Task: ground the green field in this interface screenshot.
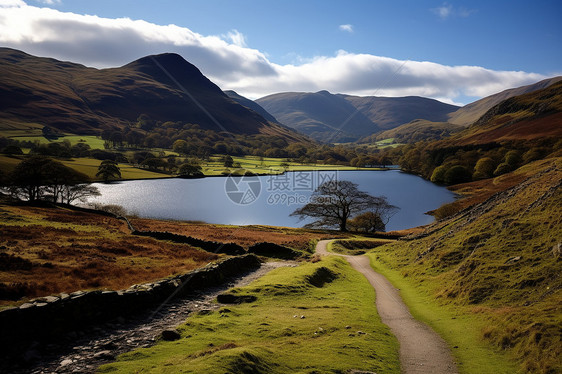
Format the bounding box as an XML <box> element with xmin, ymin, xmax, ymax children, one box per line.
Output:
<box><xmin>3</xmin><ymin>134</ymin><xmax>107</xmax><ymax>150</ymax></box>
<box><xmin>61</xmin><ymin>158</ymin><xmax>166</xmax><ymax>181</ymax></box>
<box><xmin>99</xmin><ymin>256</ymin><xmax>400</xmax><ymax>374</ymax></box>
<box><xmin>200</xmin><ymin>155</ymin><xmax>374</xmax><ymax>176</ymax></box>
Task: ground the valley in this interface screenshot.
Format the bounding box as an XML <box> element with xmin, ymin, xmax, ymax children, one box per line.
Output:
<box><xmin>0</xmin><ymin>44</ymin><xmax>560</xmax><ymax>374</ymax></box>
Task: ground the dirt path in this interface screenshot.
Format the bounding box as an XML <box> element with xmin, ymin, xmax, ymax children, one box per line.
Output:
<box><xmin>316</xmin><ymin>240</ymin><xmax>458</xmax><ymax>374</ymax></box>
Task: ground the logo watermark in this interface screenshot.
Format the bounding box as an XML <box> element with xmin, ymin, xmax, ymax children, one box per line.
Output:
<box><xmin>224</xmin><ymin>172</ymin><xmax>261</xmax><ymax>205</ymax></box>
<box><xmin>224</xmin><ymin>169</ymin><xmax>338</xmax><ymax>206</ymax></box>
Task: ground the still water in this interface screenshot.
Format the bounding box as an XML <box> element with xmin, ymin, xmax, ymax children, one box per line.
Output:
<box><xmin>89</xmin><ymin>170</ymin><xmax>456</xmax><ymax>231</ymax></box>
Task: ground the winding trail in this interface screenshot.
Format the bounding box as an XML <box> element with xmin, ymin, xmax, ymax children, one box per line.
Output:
<box><xmin>316</xmin><ymin>240</ymin><xmax>458</xmax><ymax>374</ymax></box>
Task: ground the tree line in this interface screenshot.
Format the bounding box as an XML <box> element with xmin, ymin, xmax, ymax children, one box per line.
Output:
<box><xmin>0</xmin><ymin>156</ymin><xmax>122</xmax><ymax>204</ymax></box>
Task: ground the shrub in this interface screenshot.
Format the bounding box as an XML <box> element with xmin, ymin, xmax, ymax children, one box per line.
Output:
<box><xmin>472</xmin><ymin>157</ymin><xmax>496</xmax><ymax>180</ymax></box>
<box><xmin>444</xmin><ymin>165</ymin><xmax>471</xmax><ymax>185</ymax></box>
<box><xmin>433</xmin><ymin>201</ymin><xmax>463</xmax><ymax>220</ymax></box>
<box><xmin>430</xmin><ymin>165</ymin><xmax>448</xmax><ymax>184</ymax></box>
<box><xmin>493</xmin><ymin>162</ymin><xmax>513</xmax><ymax>176</ymax></box>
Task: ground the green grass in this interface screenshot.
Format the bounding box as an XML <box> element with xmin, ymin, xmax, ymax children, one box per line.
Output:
<box><xmin>60</xmin><ymin>158</ymin><xmax>167</xmax><ymax>181</ymax></box>
<box><xmin>200</xmin><ymin>155</ymin><xmax>376</xmax><ymax>176</ymax></box>
<box><xmin>3</xmin><ymin>134</ymin><xmax>107</xmax><ymax>150</ymax></box>
<box><xmin>359</xmin><ymin>158</ymin><xmax>562</xmax><ymax>374</ymax></box>
<box><xmin>99</xmin><ymin>256</ymin><xmax>400</xmax><ymax>374</ymax></box>
<box><xmin>329</xmin><ymin>238</ymin><xmax>394</xmax><ymax>256</ymax></box>
<box><xmin>367</xmin><ymin>254</ymin><xmax>519</xmax><ymax>374</ymax></box>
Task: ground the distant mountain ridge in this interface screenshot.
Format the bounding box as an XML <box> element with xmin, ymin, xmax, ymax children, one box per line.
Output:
<box><xmin>0</xmin><ymin>48</ymin><xmax>293</xmax><ymax>139</ymax></box>
<box><xmin>256</xmin><ymin>90</ymin><xmax>459</xmax><ymax>142</ymax></box>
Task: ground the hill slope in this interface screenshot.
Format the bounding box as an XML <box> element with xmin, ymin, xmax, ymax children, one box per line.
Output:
<box><xmin>0</xmin><ymin>48</ymin><xmax>285</xmax><ymax>137</ymax></box>
<box><xmin>370</xmin><ymin>158</ymin><xmax>562</xmax><ymax>373</ymax></box>
<box><xmin>448</xmin><ymin>76</ymin><xmax>562</xmax><ymax>127</ymax></box>
<box><xmin>340</xmin><ymin>94</ymin><xmax>459</xmax><ymax>130</ymax></box>
<box><xmin>224</xmin><ymin>90</ymin><xmax>280</xmax><ymax>124</ymax></box>
<box><xmin>256</xmin><ymin>91</ymin><xmax>459</xmax><ymax>142</ymax></box>
<box><xmin>371</xmin><ymin>119</ymin><xmax>464</xmax><ymax>143</ymax></box>
<box><xmin>446</xmin><ymin>80</ymin><xmax>562</xmax><ymax>145</ymax></box>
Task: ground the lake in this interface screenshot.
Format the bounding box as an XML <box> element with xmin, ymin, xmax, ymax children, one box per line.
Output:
<box><xmin>88</xmin><ymin>170</ymin><xmax>456</xmax><ymax>231</ymax></box>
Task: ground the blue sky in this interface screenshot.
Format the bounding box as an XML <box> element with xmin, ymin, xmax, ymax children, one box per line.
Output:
<box><xmin>1</xmin><ymin>0</ymin><xmax>561</xmax><ymax>104</ymax></box>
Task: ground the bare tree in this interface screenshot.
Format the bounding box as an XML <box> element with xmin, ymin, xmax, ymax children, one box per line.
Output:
<box><xmin>290</xmin><ymin>180</ymin><xmax>397</xmax><ymax>231</ymax></box>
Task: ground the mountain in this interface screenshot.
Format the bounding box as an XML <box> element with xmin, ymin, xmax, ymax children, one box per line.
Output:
<box><xmin>448</xmin><ymin>76</ymin><xmax>562</xmax><ymax>127</ymax></box>
<box><xmin>339</xmin><ymin>94</ymin><xmax>460</xmax><ymax>130</ymax></box>
<box><xmin>0</xmin><ymin>48</ymin><xmax>292</xmax><ymax>138</ymax></box>
<box><xmin>444</xmin><ymin>80</ymin><xmax>562</xmax><ymax>145</ymax></box>
<box><xmin>256</xmin><ymin>90</ymin><xmax>460</xmax><ymax>142</ymax></box>
<box><xmin>224</xmin><ymin>90</ymin><xmax>279</xmax><ymax>124</ymax></box>
<box><xmin>256</xmin><ymin>90</ymin><xmax>377</xmax><ymax>142</ymax></box>
<box><xmin>370</xmin><ymin>119</ymin><xmax>464</xmax><ymax>143</ymax></box>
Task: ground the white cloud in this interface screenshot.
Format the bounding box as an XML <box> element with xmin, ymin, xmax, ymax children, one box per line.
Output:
<box><xmin>339</xmin><ymin>24</ymin><xmax>353</xmax><ymax>33</ymax></box>
<box><xmin>0</xmin><ymin>0</ymin><xmax>25</xmax><ymax>6</ymax></box>
<box><xmin>433</xmin><ymin>3</ymin><xmax>453</xmax><ymax>19</ymax></box>
<box><xmin>432</xmin><ymin>3</ymin><xmax>475</xmax><ymax>20</ymax></box>
<box><xmin>0</xmin><ymin>2</ymin><xmax>548</xmax><ymax>105</ymax></box>
<box><xmin>222</xmin><ymin>29</ymin><xmax>247</xmax><ymax>47</ymax></box>
<box><xmin>34</xmin><ymin>0</ymin><xmax>61</xmax><ymax>4</ymax></box>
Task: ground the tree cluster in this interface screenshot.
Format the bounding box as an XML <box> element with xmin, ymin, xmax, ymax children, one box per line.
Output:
<box><xmin>374</xmin><ymin>137</ymin><xmax>562</xmax><ymax>185</ymax></box>
<box><xmin>1</xmin><ymin>155</ymin><xmax>100</xmax><ymax>204</ymax></box>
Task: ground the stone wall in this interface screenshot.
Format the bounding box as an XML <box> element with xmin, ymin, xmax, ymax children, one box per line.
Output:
<box><xmin>132</xmin><ymin>230</ymin><xmax>246</xmax><ymax>255</ymax></box>
<box><xmin>0</xmin><ymin>254</ymin><xmax>261</xmax><ymax>355</ymax></box>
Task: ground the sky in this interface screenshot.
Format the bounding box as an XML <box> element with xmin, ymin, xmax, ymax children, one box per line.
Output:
<box><xmin>0</xmin><ymin>0</ymin><xmax>561</xmax><ymax>105</ymax></box>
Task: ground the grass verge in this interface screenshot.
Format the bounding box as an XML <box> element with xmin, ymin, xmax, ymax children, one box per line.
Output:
<box><xmin>99</xmin><ymin>256</ymin><xmax>400</xmax><ymax>374</ymax></box>
<box><xmin>367</xmin><ymin>254</ymin><xmax>519</xmax><ymax>374</ymax></box>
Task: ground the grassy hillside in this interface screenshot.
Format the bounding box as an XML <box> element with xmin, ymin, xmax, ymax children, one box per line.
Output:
<box><xmin>366</xmin><ymin>158</ymin><xmax>561</xmax><ymax>373</ymax></box>
<box><xmin>446</xmin><ymin>80</ymin><xmax>562</xmax><ymax>145</ymax></box>
<box><xmin>0</xmin><ymin>203</ymin><xmax>344</xmax><ymax>307</ymax></box>
<box><xmin>384</xmin><ymin>81</ymin><xmax>562</xmax><ymax>187</ymax></box>
<box><xmin>448</xmin><ymin>76</ymin><xmax>562</xmax><ymax>127</ymax></box>
<box><xmin>99</xmin><ymin>256</ymin><xmax>400</xmax><ymax>374</ymax></box>
<box><xmin>371</xmin><ymin>119</ymin><xmax>463</xmax><ymax>143</ymax></box>
<box><xmin>0</xmin><ymin>203</ymin><xmax>218</xmax><ymax>306</ymax></box>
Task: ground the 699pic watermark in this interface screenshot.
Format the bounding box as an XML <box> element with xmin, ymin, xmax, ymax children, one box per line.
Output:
<box><xmin>265</xmin><ymin>170</ymin><xmax>338</xmax><ymax>206</ymax></box>
<box><xmin>224</xmin><ymin>170</ymin><xmax>338</xmax><ymax>206</ymax></box>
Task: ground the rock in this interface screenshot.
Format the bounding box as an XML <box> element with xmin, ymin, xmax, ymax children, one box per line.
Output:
<box><xmin>37</xmin><ymin>295</ymin><xmax>59</xmax><ymax>303</ymax></box>
<box><xmin>60</xmin><ymin>358</ymin><xmax>73</xmax><ymax>367</ymax></box>
<box><xmin>101</xmin><ymin>341</ymin><xmax>118</xmax><ymax>350</ymax></box>
<box><xmin>161</xmin><ymin>329</ymin><xmax>181</xmax><ymax>341</ymax></box>
<box><xmin>93</xmin><ymin>350</ymin><xmax>115</xmax><ymax>360</ymax></box>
